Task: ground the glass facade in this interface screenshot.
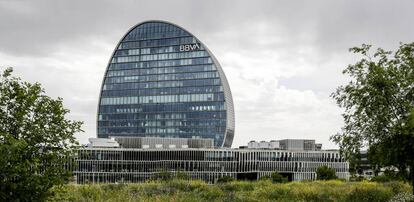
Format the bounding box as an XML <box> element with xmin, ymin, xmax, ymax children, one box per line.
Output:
<box><xmin>97</xmin><ymin>21</ymin><xmax>235</xmax><ymax>147</ymax></box>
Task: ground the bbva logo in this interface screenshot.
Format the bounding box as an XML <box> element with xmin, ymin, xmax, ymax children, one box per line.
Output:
<box><xmin>180</xmin><ymin>43</ymin><xmax>200</xmax><ymax>51</ymax></box>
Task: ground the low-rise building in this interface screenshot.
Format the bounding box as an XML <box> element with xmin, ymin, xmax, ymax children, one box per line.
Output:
<box><xmin>75</xmin><ymin>138</ymin><xmax>349</xmax><ymax>184</ymax></box>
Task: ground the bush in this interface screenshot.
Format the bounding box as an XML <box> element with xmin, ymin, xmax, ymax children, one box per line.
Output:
<box><xmin>271</xmin><ymin>172</ymin><xmax>288</xmax><ymax>183</ymax></box>
<box><xmin>349</xmin><ymin>174</ymin><xmax>365</xmax><ymax>182</ymax></box>
<box><xmin>175</xmin><ymin>171</ymin><xmax>190</xmax><ymax>180</ymax></box>
<box><xmin>346</xmin><ymin>186</ymin><xmax>393</xmax><ymax>202</ymax></box>
<box><xmin>152</xmin><ymin>170</ymin><xmax>173</xmax><ymax>181</ymax></box>
<box><xmin>371</xmin><ymin>175</ymin><xmax>395</xmax><ymax>183</ymax></box>
<box><xmin>217</xmin><ymin>175</ymin><xmax>234</xmax><ymax>183</ymax></box>
<box><xmin>258</xmin><ymin>175</ymin><xmax>271</xmax><ymax>181</ymax></box>
<box><xmin>371</xmin><ymin>170</ymin><xmax>408</xmax><ymax>183</ymax></box>
<box><xmin>317</xmin><ymin>166</ymin><xmax>337</xmax><ymax>180</ymax></box>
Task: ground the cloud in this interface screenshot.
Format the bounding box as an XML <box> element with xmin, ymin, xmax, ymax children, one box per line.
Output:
<box><xmin>0</xmin><ymin>38</ymin><xmax>112</xmax><ymax>143</ymax></box>
<box><xmin>1</xmin><ymin>0</ymin><xmax>413</xmax><ymax>148</ymax></box>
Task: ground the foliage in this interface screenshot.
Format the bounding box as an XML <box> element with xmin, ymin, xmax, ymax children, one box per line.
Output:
<box><xmin>216</xmin><ymin>175</ymin><xmax>234</xmax><ymax>183</ymax></box>
<box><xmin>331</xmin><ymin>43</ymin><xmax>414</xmax><ymax>192</ymax></box>
<box><xmin>258</xmin><ymin>175</ymin><xmax>271</xmax><ymax>181</ymax></box>
<box><xmin>317</xmin><ymin>166</ymin><xmax>338</xmax><ymax>180</ymax></box>
<box><xmin>151</xmin><ymin>170</ymin><xmax>192</xmax><ymax>182</ymax></box>
<box><xmin>175</xmin><ymin>171</ymin><xmax>190</xmax><ymax>180</ymax></box>
<box><xmin>0</xmin><ymin>68</ymin><xmax>83</xmax><ymax>201</ymax></box>
<box><xmin>388</xmin><ymin>192</ymin><xmax>414</xmax><ymax>202</ymax></box>
<box><xmin>349</xmin><ymin>174</ymin><xmax>365</xmax><ymax>182</ymax></box>
<box><xmin>47</xmin><ymin>180</ymin><xmax>412</xmax><ymax>202</ymax></box>
<box><xmin>151</xmin><ymin>170</ymin><xmax>173</xmax><ymax>181</ymax></box>
<box><xmin>371</xmin><ymin>170</ymin><xmax>408</xmax><ymax>183</ymax></box>
<box><xmin>270</xmin><ymin>172</ymin><xmax>289</xmax><ymax>183</ymax></box>
<box><xmin>346</xmin><ymin>183</ymin><xmax>393</xmax><ymax>202</ymax></box>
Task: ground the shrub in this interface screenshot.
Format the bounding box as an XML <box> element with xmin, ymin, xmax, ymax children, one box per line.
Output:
<box><xmin>258</xmin><ymin>175</ymin><xmax>271</xmax><ymax>181</ymax></box>
<box><xmin>317</xmin><ymin>166</ymin><xmax>337</xmax><ymax>180</ymax></box>
<box><xmin>217</xmin><ymin>175</ymin><xmax>234</xmax><ymax>183</ymax></box>
<box><xmin>349</xmin><ymin>174</ymin><xmax>365</xmax><ymax>182</ymax></box>
<box><xmin>384</xmin><ymin>181</ymin><xmax>412</xmax><ymax>195</ymax></box>
<box><xmin>197</xmin><ymin>186</ymin><xmax>225</xmax><ymax>201</ymax></box>
<box><xmin>270</xmin><ymin>172</ymin><xmax>288</xmax><ymax>183</ymax></box>
<box><xmin>346</xmin><ymin>186</ymin><xmax>393</xmax><ymax>202</ymax></box>
<box><xmin>152</xmin><ymin>170</ymin><xmax>173</xmax><ymax>181</ymax></box>
<box><xmin>175</xmin><ymin>171</ymin><xmax>190</xmax><ymax>180</ymax></box>
<box><xmin>371</xmin><ymin>170</ymin><xmax>408</xmax><ymax>183</ymax></box>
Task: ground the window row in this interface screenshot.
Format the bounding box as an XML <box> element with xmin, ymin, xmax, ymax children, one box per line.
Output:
<box><xmin>106</xmin><ymin>64</ymin><xmax>216</xmax><ymax>77</ymax></box>
<box><xmin>115</xmin><ymin>43</ymin><xmax>200</xmax><ymax>57</ymax></box>
<box><xmin>124</xmin><ymin>31</ymin><xmax>190</xmax><ymax>41</ymax></box>
<box><xmin>119</xmin><ymin>36</ymin><xmax>194</xmax><ymax>49</ymax></box>
<box><xmin>98</xmin><ymin>119</ymin><xmax>226</xmax><ymax>127</ymax></box>
<box><xmin>113</xmin><ymin>104</ymin><xmax>224</xmax><ymax>114</ymax></box>
<box><xmin>103</xmin><ymin>78</ymin><xmax>221</xmax><ymax>90</ymax></box>
<box><xmin>108</xmin><ymin>58</ymin><xmax>212</xmax><ymax>70</ymax></box>
<box><xmin>98</xmin><ymin>111</ymin><xmax>226</xmax><ymax>121</ymax></box>
<box><xmin>98</xmin><ymin>126</ymin><xmax>225</xmax><ymax>135</ymax></box>
<box><xmin>100</xmin><ymin>93</ymin><xmax>216</xmax><ymax>105</ymax></box>
<box><xmin>99</xmin><ymin>102</ymin><xmax>226</xmax><ymax>114</ymax></box>
<box><xmin>124</xmin><ymin>25</ymin><xmax>191</xmax><ymax>41</ymax></box>
<box><xmin>104</xmin><ymin>71</ymin><xmax>218</xmax><ymax>84</ymax></box>
<box><xmin>111</xmin><ymin>51</ymin><xmax>208</xmax><ymax>63</ymax></box>
<box><xmin>101</xmin><ymin>86</ymin><xmax>223</xmax><ymax>97</ymax></box>
<box><xmin>77</xmin><ymin>150</ymin><xmax>344</xmax><ymax>163</ymax></box>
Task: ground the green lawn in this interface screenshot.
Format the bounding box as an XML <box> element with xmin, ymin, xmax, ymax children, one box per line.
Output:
<box><xmin>47</xmin><ymin>180</ymin><xmax>412</xmax><ymax>202</ymax></box>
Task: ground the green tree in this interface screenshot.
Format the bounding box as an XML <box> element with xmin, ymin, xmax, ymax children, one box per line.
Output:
<box><xmin>316</xmin><ymin>166</ymin><xmax>337</xmax><ymax>180</ymax></box>
<box><xmin>0</xmin><ymin>68</ymin><xmax>83</xmax><ymax>201</ymax></box>
<box><xmin>331</xmin><ymin>43</ymin><xmax>414</xmax><ymax>193</ymax></box>
<box><xmin>270</xmin><ymin>172</ymin><xmax>288</xmax><ymax>183</ymax></box>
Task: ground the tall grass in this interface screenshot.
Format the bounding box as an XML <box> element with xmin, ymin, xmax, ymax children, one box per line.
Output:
<box><xmin>47</xmin><ymin>180</ymin><xmax>412</xmax><ymax>202</ymax></box>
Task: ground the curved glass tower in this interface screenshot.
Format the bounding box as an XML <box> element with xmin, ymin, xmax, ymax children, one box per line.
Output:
<box><xmin>97</xmin><ymin>20</ymin><xmax>234</xmax><ymax>147</ymax></box>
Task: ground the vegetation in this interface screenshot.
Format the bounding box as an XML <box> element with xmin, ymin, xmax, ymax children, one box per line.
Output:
<box><xmin>152</xmin><ymin>170</ymin><xmax>174</xmax><ymax>181</ymax></box>
<box><xmin>331</xmin><ymin>43</ymin><xmax>414</xmax><ymax>193</ymax></box>
<box><xmin>47</xmin><ymin>180</ymin><xmax>412</xmax><ymax>202</ymax></box>
<box><xmin>371</xmin><ymin>169</ymin><xmax>409</xmax><ymax>183</ymax></box>
<box><xmin>270</xmin><ymin>172</ymin><xmax>289</xmax><ymax>183</ymax></box>
<box><xmin>258</xmin><ymin>172</ymin><xmax>288</xmax><ymax>183</ymax></box>
<box><xmin>175</xmin><ymin>171</ymin><xmax>190</xmax><ymax>180</ymax></box>
<box><xmin>349</xmin><ymin>174</ymin><xmax>365</xmax><ymax>182</ymax></box>
<box><xmin>0</xmin><ymin>68</ymin><xmax>83</xmax><ymax>201</ymax></box>
<box><xmin>317</xmin><ymin>166</ymin><xmax>338</xmax><ymax>180</ymax></box>
<box><xmin>217</xmin><ymin>175</ymin><xmax>235</xmax><ymax>183</ymax></box>
<box><xmin>151</xmin><ymin>170</ymin><xmax>191</xmax><ymax>181</ymax></box>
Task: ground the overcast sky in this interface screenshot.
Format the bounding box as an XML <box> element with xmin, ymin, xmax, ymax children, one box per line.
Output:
<box><xmin>1</xmin><ymin>0</ymin><xmax>413</xmax><ymax>148</ymax></box>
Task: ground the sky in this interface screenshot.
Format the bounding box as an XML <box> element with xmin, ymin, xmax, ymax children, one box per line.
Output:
<box><xmin>1</xmin><ymin>0</ymin><xmax>413</xmax><ymax>149</ymax></box>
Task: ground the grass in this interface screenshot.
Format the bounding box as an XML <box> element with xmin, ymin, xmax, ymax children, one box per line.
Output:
<box><xmin>47</xmin><ymin>180</ymin><xmax>412</xmax><ymax>202</ymax></box>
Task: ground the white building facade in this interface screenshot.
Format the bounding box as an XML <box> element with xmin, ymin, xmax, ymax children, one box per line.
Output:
<box><xmin>75</xmin><ymin>145</ymin><xmax>349</xmax><ymax>184</ymax></box>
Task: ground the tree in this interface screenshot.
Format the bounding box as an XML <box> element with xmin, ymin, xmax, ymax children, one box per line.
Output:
<box><xmin>331</xmin><ymin>43</ymin><xmax>414</xmax><ymax>193</ymax></box>
<box><xmin>316</xmin><ymin>166</ymin><xmax>337</xmax><ymax>180</ymax></box>
<box><xmin>0</xmin><ymin>68</ymin><xmax>83</xmax><ymax>201</ymax></box>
